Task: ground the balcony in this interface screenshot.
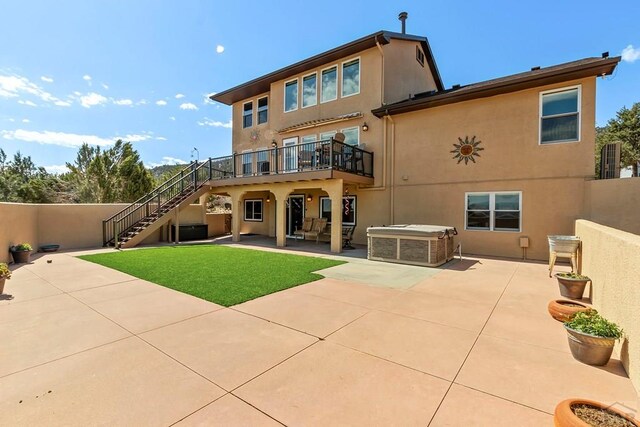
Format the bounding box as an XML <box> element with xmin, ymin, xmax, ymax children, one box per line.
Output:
<box><xmin>206</xmin><ymin>139</ymin><xmax>374</xmax><ymax>187</ymax></box>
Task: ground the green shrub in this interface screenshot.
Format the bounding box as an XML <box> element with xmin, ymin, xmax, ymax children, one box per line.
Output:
<box><xmin>0</xmin><ymin>263</ymin><xmax>11</xmax><ymax>279</ymax></box>
<box><xmin>13</xmin><ymin>243</ymin><xmax>32</xmax><ymax>251</ymax></box>
<box><xmin>556</xmin><ymin>272</ymin><xmax>590</xmax><ymax>280</ymax></box>
<box><xmin>565</xmin><ymin>310</ymin><xmax>623</xmax><ymax>339</ymax></box>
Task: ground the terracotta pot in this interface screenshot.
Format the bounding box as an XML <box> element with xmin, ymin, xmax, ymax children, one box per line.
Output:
<box><xmin>554</xmin><ymin>398</ymin><xmax>639</xmax><ymax>426</ymax></box>
<box><xmin>565</xmin><ymin>326</ymin><xmax>616</xmax><ymax>366</ymax></box>
<box><xmin>555</xmin><ymin>274</ymin><xmax>589</xmax><ymax>299</ymax></box>
<box><xmin>548</xmin><ymin>300</ymin><xmax>590</xmax><ymax>322</ymax></box>
<box><xmin>11</xmin><ymin>250</ymin><xmax>31</xmax><ymax>264</ymax></box>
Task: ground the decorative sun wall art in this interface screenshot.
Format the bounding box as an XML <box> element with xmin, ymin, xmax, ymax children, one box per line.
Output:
<box><xmin>451</xmin><ymin>136</ymin><xmax>484</xmax><ymax>165</ymax></box>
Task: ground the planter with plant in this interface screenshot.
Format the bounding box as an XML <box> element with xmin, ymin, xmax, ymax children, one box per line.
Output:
<box><xmin>564</xmin><ymin>310</ymin><xmax>623</xmax><ymax>366</ymax></box>
<box><xmin>10</xmin><ymin>243</ymin><xmax>33</xmax><ymax>264</ymax></box>
<box><xmin>0</xmin><ymin>262</ymin><xmax>11</xmax><ymax>294</ymax></box>
<box><xmin>554</xmin><ymin>398</ymin><xmax>639</xmax><ymax>427</ymax></box>
<box><xmin>555</xmin><ymin>272</ymin><xmax>591</xmax><ymax>299</ymax></box>
<box><xmin>548</xmin><ymin>299</ymin><xmax>590</xmax><ymax>322</ymax></box>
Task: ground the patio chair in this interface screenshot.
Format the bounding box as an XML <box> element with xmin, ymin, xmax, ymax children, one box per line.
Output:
<box><xmin>342</xmin><ymin>225</ymin><xmax>356</xmax><ymax>249</ymax></box>
<box><xmin>294</xmin><ymin>217</ymin><xmax>313</xmax><ymax>241</ymax></box>
<box><xmin>305</xmin><ymin>217</ymin><xmax>328</xmax><ymax>244</ymax></box>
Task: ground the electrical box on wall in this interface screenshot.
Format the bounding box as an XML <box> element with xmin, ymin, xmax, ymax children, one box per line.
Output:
<box><xmin>519</xmin><ymin>237</ymin><xmax>530</xmax><ymax>248</ymax></box>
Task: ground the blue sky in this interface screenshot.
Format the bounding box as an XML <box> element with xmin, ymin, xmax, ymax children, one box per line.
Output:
<box><xmin>1</xmin><ymin>0</ymin><xmax>639</xmax><ymax>173</ymax></box>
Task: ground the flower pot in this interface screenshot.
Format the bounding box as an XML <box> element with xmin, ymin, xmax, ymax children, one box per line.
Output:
<box><xmin>554</xmin><ymin>398</ymin><xmax>639</xmax><ymax>426</ymax></box>
<box><xmin>548</xmin><ymin>300</ymin><xmax>590</xmax><ymax>322</ymax></box>
<box><xmin>565</xmin><ymin>325</ymin><xmax>616</xmax><ymax>366</ymax></box>
<box><xmin>11</xmin><ymin>250</ymin><xmax>31</xmax><ymax>264</ymax></box>
<box><xmin>0</xmin><ymin>277</ymin><xmax>5</xmax><ymax>294</ymax></box>
<box><xmin>555</xmin><ymin>274</ymin><xmax>589</xmax><ymax>299</ymax></box>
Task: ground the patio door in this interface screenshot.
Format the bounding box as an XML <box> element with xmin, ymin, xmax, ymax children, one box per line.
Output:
<box><xmin>286</xmin><ymin>195</ymin><xmax>305</xmax><ymax>237</ymax></box>
<box><xmin>282</xmin><ymin>137</ymin><xmax>298</xmax><ymax>172</ymax></box>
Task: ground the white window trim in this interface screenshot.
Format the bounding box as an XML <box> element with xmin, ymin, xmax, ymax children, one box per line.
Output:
<box><xmin>242</xmin><ymin>101</ymin><xmax>253</xmax><ymax>129</ymax></box>
<box><xmin>340</xmin><ymin>126</ymin><xmax>360</xmax><ymax>146</ymax></box>
<box><xmin>320</xmin><ymin>65</ymin><xmax>338</xmax><ymax>104</ymax></box>
<box><xmin>341</xmin><ymin>57</ymin><xmax>361</xmax><ymax>98</ymax></box>
<box><xmin>464</xmin><ymin>191</ymin><xmax>522</xmax><ymax>232</ymax></box>
<box><xmin>539</xmin><ymin>85</ymin><xmax>581</xmax><ymax>145</ymax></box>
<box><xmin>301</xmin><ymin>134</ymin><xmax>317</xmax><ymax>144</ymax></box>
<box><xmin>244</xmin><ymin>199</ymin><xmax>263</xmax><ymax>222</ymax></box>
<box><xmin>301</xmin><ymin>72</ymin><xmax>318</xmax><ymax>108</ymax></box>
<box><xmin>319</xmin><ymin>195</ymin><xmax>357</xmax><ymax>226</ymax></box>
<box><xmin>257</xmin><ymin>96</ymin><xmax>268</xmax><ymax>125</ymax></box>
<box><xmin>284</xmin><ymin>78</ymin><xmax>298</xmax><ymax>113</ymax></box>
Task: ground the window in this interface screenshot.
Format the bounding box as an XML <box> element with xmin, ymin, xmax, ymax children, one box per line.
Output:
<box><xmin>540</xmin><ymin>86</ymin><xmax>580</xmax><ymax>144</ymax></box>
<box><xmin>319</xmin><ymin>196</ymin><xmax>356</xmax><ymax>226</ymax></box>
<box><xmin>320</xmin><ymin>131</ymin><xmax>336</xmax><ymax>141</ymax></box>
<box><xmin>257</xmin><ymin>97</ymin><xmax>268</xmax><ymax>124</ymax></box>
<box><xmin>301</xmin><ymin>135</ymin><xmax>317</xmax><ymax>144</ymax></box>
<box><xmin>321</xmin><ymin>66</ymin><xmax>337</xmax><ymax>103</ymax></box>
<box><xmin>416</xmin><ymin>46</ymin><xmax>425</xmax><ymax>67</ymax></box>
<box><xmin>341</xmin><ymin>127</ymin><xmax>359</xmax><ymax>146</ymax></box>
<box><xmin>465</xmin><ymin>192</ymin><xmax>521</xmax><ymax>232</ymax></box>
<box><xmin>284</xmin><ymin>79</ymin><xmax>298</xmax><ymax>112</ymax></box>
<box><xmin>341</xmin><ymin>58</ymin><xmax>360</xmax><ymax>97</ymax></box>
<box><xmin>302</xmin><ymin>73</ymin><xmax>317</xmax><ymax>108</ymax></box>
<box><xmin>244</xmin><ymin>199</ymin><xmax>263</xmax><ymax>221</ymax></box>
<box><xmin>256</xmin><ymin>148</ymin><xmax>269</xmax><ymax>174</ymax></box>
<box><xmin>242</xmin><ymin>102</ymin><xmax>253</xmax><ymax>128</ymax></box>
<box><xmin>241</xmin><ymin>150</ymin><xmax>253</xmax><ymax>176</ymax></box>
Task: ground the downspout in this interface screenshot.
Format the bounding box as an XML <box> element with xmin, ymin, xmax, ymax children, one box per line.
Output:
<box><xmin>387</xmin><ymin>113</ymin><xmax>395</xmax><ymax>225</ymax></box>
<box><xmin>358</xmin><ymin>39</ymin><xmax>387</xmax><ymax>192</ymax></box>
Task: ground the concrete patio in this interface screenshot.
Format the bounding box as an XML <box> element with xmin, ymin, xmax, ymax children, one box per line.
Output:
<box><xmin>1</xmin><ymin>248</ymin><xmax>638</xmax><ymax>426</ymax></box>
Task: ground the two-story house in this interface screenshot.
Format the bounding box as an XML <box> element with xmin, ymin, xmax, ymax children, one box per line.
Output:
<box><xmin>206</xmin><ymin>25</ymin><xmax>619</xmax><ymax>260</ymax></box>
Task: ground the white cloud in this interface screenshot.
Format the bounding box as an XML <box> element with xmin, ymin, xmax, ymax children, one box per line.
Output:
<box><xmin>83</xmin><ymin>74</ymin><xmax>92</xmax><ymax>81</ymax></box>
<box><xmin>40</xmin><ymin>76</ymin><xmax>54</xmax><ymax>83</ymax></box>
<box><xmin>43</xmin><ymin>164</ymin><xmax>69</xmax><ymax>174</ymax></box>
<box><xmin>179</xmin><ymin>102</ymin><xmax>198</xmax><ymax>110</ymax></box>
<box><xmin>169</xmin><ymin>116</ymin><xmax>176</xmax><ymax>121</ymax></box>
<box><xmin>18</xmin><ymin>100</ymin><xmax>37</xmax><ymax>107</ymax></box>
<box><xmin>621</xmin><ymin>44</ymin><xmax>640</xmax><ymax>63</ymax></box>
<box><xmin>113</xmin><ymin>98</ymin><xmax>133</xmax><ymax>106</ymax></box>
<box><xmin>156</xmin><ymin>100</ymin><xmax>167</xmax><ymax>106</ymax></box>
<box><xmin>147</xmin><ymin>156</ymin><xmax>188</xmax><ymax>168</ymax></box>
<box><xmin>175</xmin><ymin>93</ymin><xmax>185</xmax><ymax>99</ymax></box>
<box><xmin>54</xmin><ymin>100</ymin><xmax>72</xmax><ymax>107</ymax></box>
<box><xmin>80</xmin><ymin>92</ymin><xmax>108</xmax><ymax>108</ymax></box>
<box><xmin>101</xmin><ymin>83</ymin><xmax>109</xmax><ymax>90</ymax></box>
<box><xmin>197</xmin><ymin>118</ymin><xmax>232</xmax><ymax>128</ymax></box>
<box><xmin>22</xmin><ymin>118</ymin><xmax>29</xmax><ymax>123</ymax></box>
<box><xmin>0</xmin><ymin>74</ymin><xmax>69</xmax><ymax>106</ymax></box>
<box><xmin>216</xmin><ymin>45</ymin><xmax>225</xmax><ymax>54</ymax></box>
<box><xmin>136</xmin><ymin>99</ymin><xmax>147</xmax><ymax>105</ymax></box>
<box><xmin>1</xmin><ymin>129</ymin><xmax>153</xmax><ymax>148</ymax></box>
<box><xmin>155</xmin><ymin>136</ymin><xmax>167</xmax><ymax>141</ymax></box>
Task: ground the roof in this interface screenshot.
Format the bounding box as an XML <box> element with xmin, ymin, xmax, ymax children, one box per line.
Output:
<box><xmin>211</xmin><ymin>31</ymin><xmax>444</xmax><ymax>105</ymax></box>
<box><xmin>278</xmin><ymin>112</ymin><xmax>363</xmax><ymax>134</ymax></box>
<box><xmin>372</xmin><ymin>56</ymin><xmax>620</xmax><ymax>117</ymax></box>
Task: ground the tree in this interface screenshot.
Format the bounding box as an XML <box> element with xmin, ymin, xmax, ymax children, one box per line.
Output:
<box><xmin>0</xmin><ymin>149</ymin><xmax>62</xmax><ymax>203</ymax></box>
<box><xmin>66</xmin><ymin>140</ymin><xmax>155</xmax><ymax>203</ymax></box>
<box><xmin>596</xmin><ymin>102</ymin><xmax>640</xmax><ymax>177</ymax></box>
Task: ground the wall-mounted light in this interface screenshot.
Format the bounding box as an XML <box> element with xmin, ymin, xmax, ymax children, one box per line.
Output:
<box><xmin>362</xmin><ymin>122</ymin><xmax>369</xmax><ymax>132</ymax></box>
<box><xmin>266</xmin><ymin>196</ymin><xmax>271</xmax><ymax>203</ymax></box>
<box><xmin>271</xmin><ymin>139</ymin><xmax>277</xmax><ymax>148</ymax></box>
<box><xmin>306</xmin><ymin>194</ymin><xmax>312</xmax><ymax>202</ymax></box>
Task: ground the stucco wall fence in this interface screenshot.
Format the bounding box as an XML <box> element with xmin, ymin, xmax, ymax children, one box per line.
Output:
<box><xmin>576</xmin><ymin>219</ymin><xmax>640</xmax><ymax>392</ymax></box>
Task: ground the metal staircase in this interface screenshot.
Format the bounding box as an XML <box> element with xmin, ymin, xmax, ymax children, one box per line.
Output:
<box><xmin>102</xmin><ymin>160</ymin><xmax>215</xmax><ymax>248</ymax></box>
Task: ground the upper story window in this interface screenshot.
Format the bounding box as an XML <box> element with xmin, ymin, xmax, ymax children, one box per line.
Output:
<box><xmin>341</xmin><ymin>127</ymin><xmax>359</xmax><ymax>146</ymax></box>
<box><xmin>416</xmin><ymin>46</ymin><xmax>425</xmax><ymax>67</ymax></box>
<box><xmin>257</xmin><ymin>97</ymin><xmax>268</xmax><ymax>124</ymax></box>
<box><xmin>284</xmin><ymin>79</ymin><xmax>298</xmax><ymax>112</ymax></box>
<box><xmin>242</xmin><ymin>101</ymin><xmax>253</xmax><ymax>128</ymax></box>
<box><xmin>320</xmin><ymin>131</ymin><xmax>337</xmax><ymax>141</ymax></box>
<box><xmin>465</xmin><ymin>192</ymin><xmax>521</xmax><ymax>232</ymax></box>
<box><xmin>341</xmin><ymin>58</ymin><xmax>360</xmax><ymax>97</ymax></box>
<box><xmin>241</xmin><ymin>150</ymin><xmax>253</xmax><ymax>176</ymax></box>
<box><xmin>321</xmin><ymin>66</ymin><xmax>337</xmax><ymax>103</ymax></box>
<box><xmin>302</xmin><ymin>73</ymin><xmax>317</xmax><ymax>108</ymax></box>
<box><xmin>540</xmin><ymin>86</ymin><xmax>580</xmax><ymax>144</ymax></box>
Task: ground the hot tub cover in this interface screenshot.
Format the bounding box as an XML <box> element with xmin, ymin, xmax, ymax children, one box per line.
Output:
<box><xmin>367</xmin><ymin>224</ymin><xmax>456</xmax><ymax>237</ymax></box>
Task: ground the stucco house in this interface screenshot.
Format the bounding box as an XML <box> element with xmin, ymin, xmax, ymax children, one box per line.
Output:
<box><xmin>103</xmin><ymin>22</ymin><xmax>620</xmax><ymax>261</ymax></box>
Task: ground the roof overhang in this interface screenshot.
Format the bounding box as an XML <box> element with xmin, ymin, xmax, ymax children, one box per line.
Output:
<box><xmin>372</xmin><ymin>56</ymin><xmax>621</xmax><ymax>117</ymax></box>
<box><xmin>211</xmin><ymin>31</ymin><xmax>444</xmax><ymax>105</ymax></box>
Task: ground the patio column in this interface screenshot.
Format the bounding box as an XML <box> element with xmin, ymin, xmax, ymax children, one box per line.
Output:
<box><xmin>273</xmin><ymin>189</ymin><xmax>289</xmax><ymax>248</ymax></box>
<box><xmin>174</xmin><ymin>207</ymin><xmax>180</xmax><ymax>244</ymax></box>
<box><xmin>325</xmin><ymin>187</ymin><xmax>343</xmax><ymax>254</ymax></box>
<box><xmin>229</xmin><ymin>191</ymin><xmax>244</xmax><ymax>242</ymax></box>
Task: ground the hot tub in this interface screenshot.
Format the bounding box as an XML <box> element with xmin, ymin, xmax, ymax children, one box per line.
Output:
<box><xmin>367</xmin><ymin>225</ymin><xmax>457</xmax><ymax>267</ymax></box>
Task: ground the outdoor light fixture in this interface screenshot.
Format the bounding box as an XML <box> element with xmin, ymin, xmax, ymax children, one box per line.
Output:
<box><xmin>266</xmin><ymin>196</ymin><xmax>271</xmax><ymax>203</ymax></box>
<box><xmin>271</xmin><ymin>140</ymin><xmax>277</xmax><ymax>148</ymax></box>
<box><xmin>306</xmin><ymin>194</ymin><xmax>312</xmax><ymax>202</ymax></box>
<box><xmin>362</xmin><ymin>122</ymin><xmax>369</xmax><ymax>132</ymax></box>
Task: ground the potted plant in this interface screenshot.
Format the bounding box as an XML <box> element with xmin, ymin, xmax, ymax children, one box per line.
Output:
<box><xmin>10</xmin><ymin>243</ymin><xmax>33</xmax><ymax>264</ymax></box>
<box><xmin>547</xmin><ymin>299</ymin><xmax>590</xmax><ymax>322</ymax></box>
<box><xmin>0</xmin><ymin>262</ymin><xmax>11</xmax><ymax>294</ymax></box>
<box><xmin>554</xmin><ymin>398</ymin><xmax>639</xmax><ymax>426</ymax></box>
<box><xmin>555</xmin><ymin>272</ymin><xmax>591</xmax><ymax>299</ymax></box>
<box><xmin>564</xmin><ymin>310</ymin><xmax>623</xmax><ymax>366</ymax></box>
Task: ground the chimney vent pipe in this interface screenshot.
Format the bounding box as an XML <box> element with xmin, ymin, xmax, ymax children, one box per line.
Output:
<box><xmin>398</xmin><ymin>12</ymin><xmax>408</xmax><ymax>34</ymax></box>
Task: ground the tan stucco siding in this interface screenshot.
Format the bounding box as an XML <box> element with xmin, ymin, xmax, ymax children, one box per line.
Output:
<box><xmin>0</xmin><ymin>203</ymin><xmax>39</xmax><ymax>263</ymax></box>
<box><xmin>583</xmin><ymin>177</ymin><xmax>640</xmax><ymax>235</ymax></box>
<box><xmin>383</xmin><ymin>39</ymin><xmax>438</xmax><ymax>104</ymax></box>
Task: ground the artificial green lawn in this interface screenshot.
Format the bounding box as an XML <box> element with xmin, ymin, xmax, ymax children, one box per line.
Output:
<box><xmin>78</xmin><ymin>245</ymin><xmax>344</xmax><ymax>306</ymax></box>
